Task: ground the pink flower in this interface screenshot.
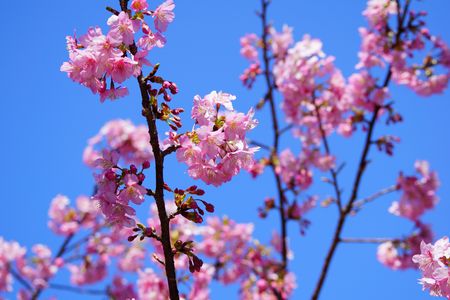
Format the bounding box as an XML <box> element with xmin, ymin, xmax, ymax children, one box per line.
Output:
<box><xmin>240</xmin><ymin>33</ymin><xmax>259</xmax><ymax>62</ymax></box>
<box><xmin>389</xmin><ymin>160</ymin><xmax>439</xmax><ymax>221</ymax></box>
<box><xmin>83</xmin><ymin>120</ymin><xmax>153</xmax><ymax>167</ymax></box>
<box><xmin>131</xmin><ymin>0</ymin><xmax>148</xmax><ymax>11</ymax></box>
<box><xmin>413</xmin><ymin>237</ymin><xmax>450</xmax><ymax>299</ymax></box>
<box><xmin>179</xmin><ymin>92</ymin><xmax>259</xmax><ymax>186</ymax></box>
<box><xmin>107</xmin><ymin>11</ymin><xmax>140</xmax><ymax>45</ymax></box>
<box><xmin>17</xmin><ymin>244</ymin><xmax>60</xmax><ymax>289</ymax></box>
<box><xmin>107</xmin><ymin>56</ymin><xmax>139</xmax><ymax>83</ymax></box>
<box><xmin>118</xmin><ymin>174</ymin><xmax>147</xmax><ymax>205</ymax></box>
<box><xmin>137</xmin><ymin>268</ymin><xmax>168</xmax><ymax>299</ymax></box>
<box><xmin>0</xmin><ymin>238</ymin><xmax>26</xmax><ymax>292</ymax></box>
<box><xmin>269</xmin><ymin>25</ymin><xmax>294</xmax><ymax>59</ymax></box>
<box><xmin>363</xmin><ymin>0</ymin><xmax>397</xmax><ymax>29</ymax></box>
<box><xmin>153</xmin><ymin>0</ymin><xmax>175</xmax><ymax>32</ymax></box>
<box><xmin>118</xmin><ymin>246</ymin><xmax>145</xmax><ymax>272</ymax></box>
<box><xmin>99</xmin><ymin>86</ymin><xmax>129</xmax><ymax>103</ymax></box>
<box><xmin>68</xmin><ymin>254</ymin><xmax>108</xmax><ymax>285</ymax></box>
<box><xmin>109</xmin><ymin>276</ymin><xmax>137</xmax><ymax>300</ymax></box>
<box><xmin>377</xmin><ymin>222</ymin><xmax>433</xmax><ymax>270</ymax></box>
<box><xmin>47</xmin><ymin>195</ymin><xmax>79</xmax><ymax>236</ymax></box>
<box><xmin>240</xmin><ymin>63</ymin><xmax>262</xmax><ymax>89</ymax></box>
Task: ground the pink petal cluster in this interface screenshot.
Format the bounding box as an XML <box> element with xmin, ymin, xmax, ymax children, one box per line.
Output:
<box><xmin>196</xmin><ymin>217</ymin><xmax>296</xmax><ymax>299</ymax></box>
<box><xmin>118</xmin><ymin>245</ymin><xmax>145</xmax><ymax>272</ymax></box>
<box><xmin>274</xmin><ymin>35</ymin><xmax>353</xmax><ymax>141</ymax></box>
<box><xmin>240</xmin><ymin>34</ymin><xmax>259</xmax><ymax>62</ymax></box>
<box><xmin>389</xmin><ymin>160</ymin><xmax>439</xmax><ymax>221</ymax></box>
<box><xmin>177</xmin><ymin>91</ymin><xmax>259</xmax><ymax>186</ymax></box>
<box><xmin>240</xmin><ymin>34</ymin><xmax>262</xmax><ymax>88</ymax></box>
<box><xmin>109</xmin><ymin>276</ymin><xmax>137</xmax><ymax>300</ymax></box>
<box><xmin>137</xmin><ymin>268</ymin><xmax>169</xmax><ymax>299</ymax></box>
<box><xmin>240</xmin><ymin>63</ymin><xmax>262</xmax><ymax>89</ymax></box>
<box><xmin>269</xmin><ymin>25</ymin><xmax>294</xmax><ymax>59</ymax></box>
<box><xmin>377</xmin><ymin>222</ymin><xmax>433</xmax><ymax>270</ymax></box>
<box><xmin>48</xmin><ymin>194</ymin><xmax>98</xmax><ymax>236</ymax></box>
<box><xmin>61</xmin><ymin>1</ymin><xmax>175</xmax><ymax>102</ymax></box>
<box><xmin>68</xmin><ymin>254</ymin><xmax>108</xmax><ymax>285</ymax></box>
<box><xmin>17</xmin><ymin>244</ymin><xmax>62</xmax><ymax>289</ymax></box>
<box><xmin>153</xmin><ymin>0</ymin><xmax>175</xmax><ymax>33</ymax></box>
<box><xmin>92</xmin><ymin>150</ymin><xmax>148</xmax><ymax>227</ymax></box>
<box><xmin>357</xmin><ymin>0</ymin><xmax>450</xmax><ymax>96</ymax></box>
<box><xmin>413</xmin><ymin>236</ymin><xmax>450</xmax><ymax>299</ymax></box>
<box><xmin>0</xmin><ymin>238</ymin><xmax>26</xmax><ymax>292</ymax></box>
<box><xmin>275</xmin><ymin>149</ymin><xmax>313</xmax><ymax>190</ymax></box>
<box><xmin>83</xmin><ymin>119</ymin><xmax>153</xmax><ymax>167</ymax></box>
<box><xmin>60</xmin><ymin>23</ymin><xmax>138</xmax><ymax>101</ymax></box>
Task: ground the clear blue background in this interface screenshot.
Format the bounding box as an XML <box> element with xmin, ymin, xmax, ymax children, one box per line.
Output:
<box><xmin>0</xmin><ymin>0</ymin><xmax>449</xmax><ymax>299</ymax></box>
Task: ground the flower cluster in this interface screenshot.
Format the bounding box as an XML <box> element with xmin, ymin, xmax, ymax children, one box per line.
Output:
<box><xmin>197</xmin><ymin>217</ymin><xmax>297</xmax><ymax>299</ymax></box>
<box><xmin>92</xmin><ymin>150</ymin><xmax>150</xmax><ymax>227</ymax></box>
<box><xmin>83</xmin><ymin>119</ymin><xmax>154</xmax><ymax>167</ymax></box>
<box><xmin>389</xmin><ymin>160</ymin><xmax>439</xmax><ymax>221</ymax></box>
<box><xmin>0</xmin><ymin>238</ymin><xmax>26</xmax><ymax>292</ymax></box>
<box><xmin>358</xmin><ymin>0</ymin><xmax>450</xmax><ymax>96</ymax></box>
<box><xmin>240</xmin><ymin>34</ymin><xmax>262</xmax><ymax>88</ymax></box>
<box><xmin>413</xmin><ymin>236</ymin><xmax>450</xmax><ymax>299</ymax></box>
<box><xmin>61</xmin><ymin>0</ymin><xmax>175</xmax><ymax>102</ymax></box>
<box><xmin>48</xmin><ymin>194</ymin><xmax>98</xmax><ymax>236</ymax></box>
<box><xmin>377</xmin><ymin>222</ymin><xmax>433</xmax><ymax>270</ymax></box>
<box><xmin>176</xmin><ymin>91</ymin><xmax>259</xmax><ymax>186</ymax></box>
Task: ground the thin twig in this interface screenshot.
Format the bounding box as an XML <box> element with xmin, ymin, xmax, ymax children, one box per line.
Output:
<box><xmin>248</xmin><ymin>139</ymin><xmax>273</xmax><ymax>151</ymax></box>
<box><xmin>352</xmin><ymin>185</ymin><xmax>397</xmax><ymax>209</ymax></box>
<box><xmin>340</xmin><ymin>237</ymin><xmax>400</xmax><ymax>244</ymax></box>
<box><xmin>106</xmin><ymin>6</ymin><xmax>120</xmax><ymax>15</ymax></box>
<box><xmin>313</xmin><ymin>99</ymin><xmax>343</xmax><ymax>212</ymax></box>
<box><xmin>162</xmin><ymin>145</ymin><xmax>180</xmax><ymax>157</ymax></box>
<box><xmin>9</xmin><ymin>266</ymin><xmax>33</xmax><ymax>292</ymax></box>
<box><xmin>48</xmin><ymin>283</ymin><xmax>107</xmax><ymax>296</ymax></box>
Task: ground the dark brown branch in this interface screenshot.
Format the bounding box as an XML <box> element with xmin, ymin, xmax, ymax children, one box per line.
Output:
<box><xmin>311</xmin><ymin>2</ymin><xmax>411</xmax><ymax>299</ymax></box>
<box><xmin>133</xmin><ymin>51</ymin><xmax>180</xmax><ymax>300</ymax></box>
<box><xmin>137</xmin><ymin>77</ymin><xmax>179</xmax><ymax>300</ymax></box>
<box><xmin>106</xmin><ymin>6</ymin><xmax>120</xmax><ymax>16</ymax></box>
<box><xmin>260</xmin><ymin>1</ymin><xmax>287</xmax><ymax>300</ymax></box>
<box><xmin>119</xmin><ymin>0</ymin><xmax>178</xmax><ymax>297</ymax></box>
<box><xmin>162</xmin><ymin>145</ymin><xmax>180</xmax><ymax>157</ymax></box>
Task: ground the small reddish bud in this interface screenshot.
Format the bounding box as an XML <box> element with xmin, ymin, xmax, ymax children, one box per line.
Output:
<box><xmin>204</xmin><ymin>203</ymin><xmax>214</xmax><ymax>213</ymax></box>
<box><xmin>137</xmin><ymin>173</ymin><xmax>145</xmax><ymax>182</ymax></box>
<box><xmin>105</xmin><ymin>170</ymin><xmax>116</xmax><ymax>180</ymax></box>
<box><xmin>142</xmin><ymin>161</ymin><xmax>150</xmax><ymax>169</ymax></box>
<box><xmin>128</xmin><ymin>235</ymin><xmax>138</xmax><ymax>242</ymax></box>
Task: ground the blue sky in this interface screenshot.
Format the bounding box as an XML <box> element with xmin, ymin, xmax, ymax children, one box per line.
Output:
<box><xmin>0</xmin><ymin>0</ymin><xmax>449</xmax><ymax>299</ymax></box>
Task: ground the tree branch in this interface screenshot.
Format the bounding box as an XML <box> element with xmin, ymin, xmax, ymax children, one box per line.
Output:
<box><xmin>48</xmin><ymin>283</ymin><xmax>107</xmax><ymax>296</ymax></box>
<box><xmin>352</xmin><ymin>185</ymin><xmax>397</xmax><ymax>210</ymax></box>
<box><xmin>311</xmin><ymin>2</ymin><xmax>411</xmax><ymax>299</ymax></box>
<box><xmin>313</xmin><ymin>99</ymin><xmax>343</xmax><ymax>212</ymax></box>
<box><xmin>340</xmin><ymin>237</ymin><xmax>400</xmax><ymax>244</ymax></box>
<box><xmin>260</xmin><ymin>1</ymin><xmax>287</xmax><ymax>299</ymax></box>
